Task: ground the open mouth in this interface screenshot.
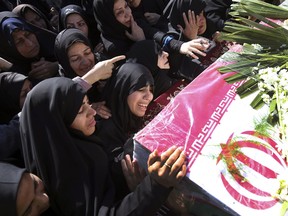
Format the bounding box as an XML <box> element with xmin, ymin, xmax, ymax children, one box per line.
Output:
<box><xmin>138</xmin><ymin>103</ymin><xmax>148</xmax><ymax>111</ymax></box>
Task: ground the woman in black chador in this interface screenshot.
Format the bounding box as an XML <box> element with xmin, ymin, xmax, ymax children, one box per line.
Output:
<box><xmin>20</xmin><ymin>75</ymin><xmax>187</xmax><ymax>215</ymax></box>
<box><xmin>0</xmin><ymin>12</ymin><xmax>58</xmax><ymax>81</ymax></box>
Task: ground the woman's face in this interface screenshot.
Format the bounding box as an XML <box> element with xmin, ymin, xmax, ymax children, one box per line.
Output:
<box><xmin>24</xmin><ymin>9</ymin><xmax>47</xmax><ymax>30</ymax></box>
<box><xmin>70</xmin><ymin>96</ymin><xmax>97</xmax><ymax>136</ymax></box>
<box><xmin>113</xmin><ymin>0</ymin><xmax>132</xmax><ymax>28</ymax></box>
<box><xmin>12</xmin><ymin>29</ymin><xmax>40</xmax><ymax>58</ymax></box>
<box><xmin>127</xmin><ymin>85</ymin><xmax>153</xmax><ymax>117</ymax></box>
<box><xmin>68</xmin><ymin>42</ymin><xmax>95</xmax><ymax>76</ymax></box>
<box><xmin>16</xmin><ymin>173</ymin><xmax>49</xmax><ymax>216</ymax></box>
<box><xmin>66</xmin><ymin>13</ymin><xmax>89</xmax><ymax>37</ymax></box>
<box><xmin>157</xmin><ymin>51</ymin><xmax>170</xmax><ymax>69</ymax></box>
<box><xmin>197</xmin><ymin>11</ymin><xmax>207</xmax><ymax>35</ymax></box>
<box><xmin>19</xmin><ymin>79</ymin><xmax>32</xmax><ymax>109</ymax></box>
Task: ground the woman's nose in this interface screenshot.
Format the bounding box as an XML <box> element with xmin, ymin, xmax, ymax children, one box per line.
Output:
<box><xmin>80</xmin><ymin>57</ymin><xmax>89</xmax><ymax>66</ymax></box>
<box><xmin>88</xmin><ymin>105</ymin><xmax>97</xmax><ymax>116</ymax></box>
<box><xmin>144</xmin><ymin>90</ymin><xmax>153</xmax><ymax>101</ymax></box>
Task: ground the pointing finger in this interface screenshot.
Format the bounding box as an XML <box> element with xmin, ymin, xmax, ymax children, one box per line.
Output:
<box><xmin>109</xmin><ymin>55</ymin><xmax>126</xmax><ymax>64</ymax></box>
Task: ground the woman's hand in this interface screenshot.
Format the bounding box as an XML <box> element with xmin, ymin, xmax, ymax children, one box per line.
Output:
<box><xmin>91</xmin><ymin>101</ymin><xmax>111</xmax><ymax>119</ymax></box>
<box><xmin>82</xmin><ymin>55</ymin><xmax>126</xmax><ymax>85</ymax></box>
<box><xmin>180</xmin><ymin>38</ymin><xmax>210</xmax><ymax>59</ymax></box>
<box><xmin>147</xmin><ymin>146</ymin><xmax>187</xmax><ymax>188</ymax></box>
<box><xmin>121</xmin><ymin>154</ymin><xmax>147</xmax><ymax>191</ymax></box>
<box><xmin>0</xmin><ymin>57</ymin><xmax>12</xmax><ymax>71</ymax></box>
<box><xmin>177</xmin><ymin>10</ymin><xmax>199</xmax><ymax>40</ymax></box>
<box><xmin>125</xmin><ymin>15</ymin><xmax>145</xmax><ymax>41</ymax></box>
<box><xmin>29</xmin><ymin>58</ymin><xmax>59</xmax><ymax>80</ymax></box>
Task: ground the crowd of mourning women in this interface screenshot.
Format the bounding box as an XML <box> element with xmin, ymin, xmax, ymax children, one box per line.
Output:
<box><xmin>0</xmin><ymin>0</ymin><xmax>283</xmax><ymax>215</ymax></box>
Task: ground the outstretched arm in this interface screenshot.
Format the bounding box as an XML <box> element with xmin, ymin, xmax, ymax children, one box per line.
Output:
<box><xmin>81</xmin><ymin>55</ymin><xmax>126</xmax><ymax>85</ymax></box>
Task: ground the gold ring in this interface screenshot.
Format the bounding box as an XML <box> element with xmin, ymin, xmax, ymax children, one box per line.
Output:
<box><xmin>164</xmin><ymin>162</ymin><xmax>172</xmax><ymax>169</ymax></box>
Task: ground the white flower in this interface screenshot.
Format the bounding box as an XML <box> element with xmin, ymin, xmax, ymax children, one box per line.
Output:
<box><xmin>251</xmin><ymin>44</ymin><xmax>263</xmax><ymax>52</ymax></box>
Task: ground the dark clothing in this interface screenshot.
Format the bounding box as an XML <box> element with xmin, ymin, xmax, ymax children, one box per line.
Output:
<box><xmin>0</xmin><ymin>72</ymin><xmax>27</xmax><ymax>124</ymax></box>
<box><xmin>0</xmin><ymin>161</ymin><xmax>57</xmax><ymax>216</ymax></box>
<box><xmin>0</xmin><ymin>12</ymin><xmax>57</xmax><ymax>78</ymax></box>
<box><xmin>0</xmin><ymin>0</ymin><xmax>16</xmax><ymax>11</ymax></box>
<box><xmin>126</xmin><ymin>40</ymin><xmax>174</xmax><ymax>97</ymax></box>
<box><xmin>58</xmin><ymin>4</ymin><xmax>101</xmax><ymax>48</ymax></box>
<box><xmin>0</xmin><ymin>115</ymin><xmax>22</xmax><ymax>162</ymax></box>
<box><xmin>20</xmin><ymin>77</ymin><xmax>171</xmax><ymax>216</ymax></box>
<box><xmin>162</xmin><ymin>0</ymin><xmax>213</xmax><ymax>81</ymax></box>
<box><xmin>96</xmin><ymin>63</ymin><xmax>154</xmax><ymax>201</ymax></box>
<box><xmin>54</xmin><ymin>28</ymin><xmax>104</xmax><ymax>102</ymax></box>
<box><xmin>93</xmin><ymin>0</ymin><xmax>178</xmax><ymax>58</ymax></box>
<box><xmin>93</xmin><ymin>0</ymin><xmax>132</xmax><ymax>57</ymax></box>
<box><xmin>98</xmin><ymin>63</ymin><xmax>154</xmax><ymax>149</ymax></box>
<box><xmin>131</xmin><ymin>0</ymin><xmax>170</xmax><ymax>32</ymax></box>
<box><xmin>0</xmin><ymin>162</ymin><xmax>26</xmax><ymax>216</ymax></box>
<box><xmin>16</xmin><ymin>0</ymin><xmax>55</xmax><ymax>19</ymax></box>
<box><xmin>54</xmin><ymin>28</ymin><xmax>93</xmax><ymax>78</ymax></box>
<box><xmin>166</xmin><ymin>0</ymin><xmax>207</xmax><ymax>40</ymax></box>
<box><xmin>12</xmin><ymin>4</ymin><xmax>56</xmax><ymax>32</ymax></box>
<box><xmin>204</xmin><ymin>0</ymin><xmax>233</xmax><ymax>34</ymax></box>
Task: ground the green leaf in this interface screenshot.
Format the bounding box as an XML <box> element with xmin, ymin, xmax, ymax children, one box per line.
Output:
<box><xmin>270</xmin><ymin>98</ymin><xmax>277</xmax><ymax>113</ymax></box>
<box><xmin>236</xmin><ymin>79</ymin><xmax>258</xmax><ymax>97</ymax></box>
<box><xmin>280</xmin><ymin>201</ymin><xmax>288</xmax><ymax>216</ymax></box>
<box><xmin>250</xmin><ymin>92</ymin><xmax>265</xmax><ymax>109</ymax></box>
<box><xmin>231</xmin><ymin>0</ymin><xmax>288</xmax><ymax>19</ymax></box>
<box><xmin>224</xmin><ymin>73</ymin><xmax>248</xmax><ymax>83</ymax></box>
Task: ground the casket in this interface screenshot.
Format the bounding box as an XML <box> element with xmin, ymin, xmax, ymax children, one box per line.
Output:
<box><xmin>133</xmin><ymin>45</ymin><xmax>286</xmax><ymax>216</ymax></box>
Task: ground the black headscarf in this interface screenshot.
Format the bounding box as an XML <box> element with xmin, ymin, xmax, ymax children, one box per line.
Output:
<box><xmin>97</xmin><ymin>62</ymin><xmax>154</xmax><ymax>154</ymax></box>
<box><xmin>20</xmin><ymin>77</ymin><xmax>171</xmax><ymax>215</ymax></box>
<box><xmin>12</xmin><ymin>4</ymin><xmax>56</xmax><ymax>32</ymax></box>
<box><xmin>54</xmin><ymin>28</ymin><xmax>104</xmax><ymax>103</ymax></box>
<box><xmin>108</xmin><ymin>62</ymin><xmax>154</xmax><ymax>133</ymax></box>
<box><xmin>126</xmin><ymin>40</ymin><xmax>173</xmax><ymax>97</ymax></box>
<box><xmin>0</xmin><ymin>72</ymin><xmax>27</xmax><ymax>124</ymax></box>
<box><xmin>58</xmin><ymin>4</ymin><xmax>87</xmax><ymax>31</ymax></box>
<box><xmin>140</xmin><ymin>0</ymin><xmax>167</xmax><ymax>14</ymax></box>
<box><xmin>126</xmin><ymin>40</ymin><xmax>159</xmax><ymax>74</ymax></box>
<box><xmin>0</xmin><ymin>12</ymin><xmax>56</xmax><ymax>75</ymax></box>
<box><xmin>204</xmin><ymin>0</ymin><xmax>233</xmax><ymax>34</ymax></box>
<box><xmin>58</xmin><ymin>4</ymin><xmax>101</xmax><ymax>47</ymax></box>
<box><xmin>95</xmin><ymin>62</ymin><xmax>154</xmax><ymax>201</ymax></box>
<box><xmin>131</xmin><ymin>0</ymin><xmax>170</xmax><ymax>32</ymax></box>
<box><xmin>93</xmin><ymin>0</ymin><xmax>135</xmax><ymax>57</ymax></box>
<box><xmin>0</xmin><ymin>162</ymin><xmax>26</xmax><ymax>216</ymax></box>
<box><xmin>20</xmin><ymin>77</ymin><xmax>114</xmax><ymax>215</ymax></box>
<box><xmin>54</xmin><ymin>28</ymin><xmax>93</xmax><ymax>78</ymax></box>
<box><xmin>168</xmin><ymin>0</ymin><xmax>206</xmax><ymax>32</ymax></box>
<box><xmin>93</xmin><ymin>0</ymin><xmax>128</xmax><ymax>39</ymax></box>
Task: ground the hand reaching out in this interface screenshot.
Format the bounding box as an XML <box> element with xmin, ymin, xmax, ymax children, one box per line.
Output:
<box><xmin>121</xmin><ymin>154</ymin><xmax>147</xmax><ymax>191</ymax></box>
<box><xmin>0</xmin><ymin>57</ymin><xmax>12</xmax><ymax>71</ymax></box>
<box><xmin>148</xmin><ymin>146</ymin><xmax>187</xmax><ymax>188</ymax></box>
<box><xmin>82</xmin><ymin>55</ymin><xmax>126</xmax><ymax>85</ymax></box>
<box><xmin>180</xmin><ymin>38</ymin><xmax>210</xmax><ymax>59</ymax></box>
<box><xmin>91</xmin><ymin>101</ymin><xmax>111</xmax><ymax>119</ymax></box>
